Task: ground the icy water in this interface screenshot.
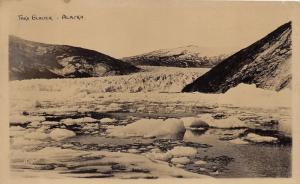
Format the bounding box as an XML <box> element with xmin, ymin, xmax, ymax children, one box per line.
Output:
<box><xmin>9</xmin><ymin>94</ymin><xmax>291</xmax><ymax>179</ymax></box>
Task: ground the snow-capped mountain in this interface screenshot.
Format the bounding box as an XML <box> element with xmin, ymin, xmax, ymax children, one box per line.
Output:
<box><xmin>182</xmin><ymin>21</ymin><xmax>292</xmax><ymax>93</ymax></box>
<box><xmin>9</xmin><ymin>36</ymin><xmax>140</xmax><ymax>80</ymax></box>
<box><xmin>121</xmin><ymin>45</ymin><xmax>228</xmax><ymax>68</ymax></box>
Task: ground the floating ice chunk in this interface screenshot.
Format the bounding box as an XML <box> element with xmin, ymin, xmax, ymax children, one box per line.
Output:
<box><xmin>146</xmin><ymin>152</ymin><xmax>172</xmax><ymax>161</ymax></box>
<box><xmin>197</xmin><ymin>114</ymin><xmax>215</xmax><ymax>123</ymax></box>
<box><xmin>198</xmin><ymin>114</ymin><xmax>246</xmax><ymax>129</ymax></box>
<box><xmin>171</xmin><ymin>157</ymin><xmax>191</xmax><ymax>165</ymax></box>
<box><xmin>61</xmin><ymin>117</ymin><xmax>97</xmax><ymax>126</ymax></box>
<box><xmin>181</xmin><ymin>117</ymin><xmax>209</xmax><ymax>128</ymax></box>
<box><xmin>195</xmin><ymin>160</ymin><xmax>207</xmax><ymax>165</ymax></box>
<box><xmin>82</xmin><ymin>123</ymin><xmax>99</xmax><ymax>130</ymax></box>
<box><xmin>244</xmin><ymin>133</ymin><xmax>278</xmax><ymax>143</ymax></box>
<box><xmin>100</xmin><ymin>118</ymin><xmax>117</xmax><ymax>123</ymax></box>
<box><xmin>167</xmin><ymin>146</ymin><xmax>197</xmax><ymax>158</ymax></box>
<box><xmin>147</xmin><ymin>118</ymin><xmax>186</xmax><ymax>139</ymax></box>
<box><xmin>127</xmin><ymin>149</ymin><xmax>141</xmax><ymax>154</ymax></box>
<box><xmin>108</xmin><ymin>118</ymin><xmax>185</xmax><ymax>139</ymax></box>
<box><xmin>49</xmin><ymin>128</ymin><xmax>76</xmax><ymax>141</ymax></box>
<box><xmin>209</xmin><ymin>117</ymin><xmax>246</xmax><ymax>128</ymax></box>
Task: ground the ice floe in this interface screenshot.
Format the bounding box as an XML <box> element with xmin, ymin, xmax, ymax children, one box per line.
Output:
<box><xmin>11</xmin><ymin>147</ymin><xmax>209</xmax><ymax>178</ymax></box>
<box><xmin>198</xmin><ymin>114</ymin><xmax>247</xmax><ymax>129</ymax></box>
<box><xmin>108</xmin><ymin>118</ymin><xmax>185</xmax><ymax>139</ymax></box>
<box><xmin>244</xmin><ymin>133</ymin><xmax>278</xmax><ymax>143</ymax></box>
<box><xmin>100</xmin><ymin>118</ymin><xmax>117</xmax><ymax>123</ymax></box>
<box><xmin>167</xmin><ymin>146</ymin><xmax>198</xmax><ymax>157</ymax></box>
<box><xmin>49</xmin><ymin>128</ymin><xmax>76</xmax><ymax>141</ymax></box>
<box><xmin>61</xmin><ymin>117</ymin><xmax>98</xmax><ymax>126</ymax></box>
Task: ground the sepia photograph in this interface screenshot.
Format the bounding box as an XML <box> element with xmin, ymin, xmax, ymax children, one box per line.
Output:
<box><xmin>1</xmin><ymin>0</ymin><xmax>300</xmax><ymax>183</ymax></box>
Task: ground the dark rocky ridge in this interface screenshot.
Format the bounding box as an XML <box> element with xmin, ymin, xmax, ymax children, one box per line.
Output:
<box><xmin>182</xmin><ymin>22</ymin><xmax>292</xmax><ymax>93</ymax></box>
<box><xmin>121</xmin><ymin>45</ymin><xmax>228</xmax><ymax>68</ymax></box>
<box><xmin>9</xmin><ymin>36</ymin><xmax>140</xmax><ymax>80</ymax></box>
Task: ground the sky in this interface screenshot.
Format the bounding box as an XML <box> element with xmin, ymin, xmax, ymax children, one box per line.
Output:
<box><xmin>6</xmin><ymin>0</ymin><xmax>296</xmax><ymax>58</ymax></box>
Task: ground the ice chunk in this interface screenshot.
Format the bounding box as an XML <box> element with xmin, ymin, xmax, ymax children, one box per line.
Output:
<box><xmin>198</xmin><ymin>114</ymin><xmax>246</xmax><ymax>129</ymax></box>
<box><xmin>167</xmin><ymin>146</ymin><xmax>197</xmax><ymax>157</ymax></box>
<box><xmin>49</xmin><ymin>128</ymin><xmax>76</xmax><ymax>141</ymax></box>
<box><xmin>61</xmin><ymin>117</ymin><xmax>97</xmax><ymax>126</ymax></box>
<box><xmin>108</xmin><ymin>118</ymin><xmax>185</xmax><ymax>139</ymax></box>
<box><xmin>195</xmin><ymin>160</ymin><xmax>207</xmax><ymax>165</ymax></box>
<box><xmin>244</xmin><ymin>133</ymin><xmax>278</xmax><ymax>143</ymax></box>
<box><xmin>100</xmin><ymin>118</ymin><xmax>117</xmax><ymax>123</ymax></box>
<box><xmin>146</xmin><ymin>152</ymin><xmax>172</xmax><ymax>161</ymax></box>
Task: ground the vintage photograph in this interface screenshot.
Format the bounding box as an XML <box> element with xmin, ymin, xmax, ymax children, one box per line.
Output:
<box><xmin>4</xmin><ymin>0</ymin><xmax>297</xmax><ymax>180</ymax></box>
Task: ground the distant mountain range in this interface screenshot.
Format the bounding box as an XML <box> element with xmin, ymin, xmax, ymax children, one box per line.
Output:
<box><xmin>9</xmin><ymin>36</ymin><xmax>140</xmax><ymax>80</ymax></box>
<box><xmin>121</xmin><ymin>45</ymin><xmax>228</xmax><ymax>68</ymax></box>
<box><xmin>182</xmin><ymin>21</ymin><xmax>292</xmax><ymax>93</ymax></box>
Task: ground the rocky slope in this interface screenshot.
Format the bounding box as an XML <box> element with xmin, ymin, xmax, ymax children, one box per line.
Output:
<box><xmin>182</xmin><ymin>22</ymin><xmax>292</xmax><ymax>93</ymax></box>
<box><xmin>9</xmin><ymin>36</ymin><xmax>140</xmax><ymax>80</ymax></box>
<box><xmin>122</xmin><ymin>45</ymin><xmax>228</xmax><ymax>68</ymax></box>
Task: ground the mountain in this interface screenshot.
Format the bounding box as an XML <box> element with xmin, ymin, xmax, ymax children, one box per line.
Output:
<box><xmin>9</xmin><ymin>36</ymin><xmax>140</xmax><ymax>80</ymax></box>
<box><xmin>121</xmin><ymin>45</ymin><xmax>228</xmax><ymax>68</ymax></box>
<box><xmin>182</xmin><ymin>21</ymin><xmax>292</xmax><ymax>93</ymax></box>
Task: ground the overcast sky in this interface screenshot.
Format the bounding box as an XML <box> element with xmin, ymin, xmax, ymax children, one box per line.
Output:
<box><xmin>7</xmin><ymin>0</ymin><xmax>295</xmax><ymax>58</ymax></box>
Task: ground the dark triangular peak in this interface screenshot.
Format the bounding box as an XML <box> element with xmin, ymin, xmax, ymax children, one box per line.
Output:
<box><xmin>182</xmin><ymin>21</ymin><xmax>292</xmax><ymax>93</ymax></box>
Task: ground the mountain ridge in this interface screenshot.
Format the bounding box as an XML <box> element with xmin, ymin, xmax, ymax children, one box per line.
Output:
<box><xmin>9</xmin><ymin>36</ymin><xmax>140</xmax><ymax>80</ymax></box>
<box><xmin>121</xmin><ymin>45</ymin><xmax>228</xmax><ymax>68</ymax></box>
<box><xmin>182</xmin><ymin>21</ymin><xmax>292</xmax><ymax>93</ymax></box>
